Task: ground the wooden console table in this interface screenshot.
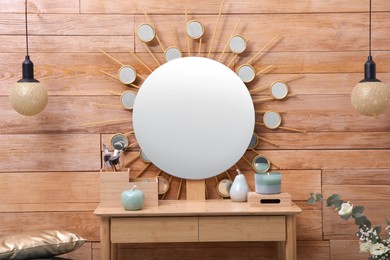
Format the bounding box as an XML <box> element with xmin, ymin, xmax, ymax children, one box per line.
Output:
<box><xmin>94</xmin><ymin>200</ymin><xmax>301</xmax><ymax>260</ymax></box>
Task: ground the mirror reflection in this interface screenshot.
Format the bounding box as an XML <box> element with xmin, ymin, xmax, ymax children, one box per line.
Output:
<box><xmin>252</xmin><ymin>155</ymin><xmax>271</xmax><ymax>172</ymax></box>
<box><xmin>137</xmin><ymin>23</ymin><xmax>155</xmax><ymax>42</ymax></box>
<box><xmin>133</xmin><ymin>57</ymin><xmax>255</xmax><ymax>179</ymax></box>
<box><xmin>216</xmin><ymin>179</ymin><xmax>232</xmax><ymax>197</ymax></box>
<box><xmin>157</xmin><ymin>176</ymin><xmax>170</xmax><ymax>194</ymax></box>
<box><xmin>270</xmin><ymin>81</ymin><xmax>288</xmax><ymax>100</ymax></box>
<box><xmin>229</xmin><ymin>35</ymin><xmax>246</xmax><ymax>54</ymax></box>
<box><xmin>263</xmin><ymin>111</ymin><xmax>282</xmax><ymax>129</ymax></box>
<box><xmin>237</xmin><ymin>64</ymin><xmax>255</xmax><ymax>83</ymax></box>
<box><xmin>110</xmin><ymin>133</ymin><xmax>129</xmax><ymax>150</ymax></box>
<box><xmin>165</xmin><ymin>47</ymin><xmax>182</xmax><ymax>62</ymax></box>
<box><xmin>120</xmin><ymin>91</ymin><xmax>137</xmax><ymax>110</ymax></box>
<box><xmin>247</xmin><ymin>133</ymin><xmax>258</xmax><ymax>149</ymax></box>
<box><xmin>186</xmin><ymin>20</ymin><xmax>204</xmax><ymax>39</ymax></box>
<box><xmin>118</xmin><ymin>66</ymin><xmax>136</xmax><ymax>85</ymax></box>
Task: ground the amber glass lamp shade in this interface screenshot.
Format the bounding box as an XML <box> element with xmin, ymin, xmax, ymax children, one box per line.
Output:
<box><xmin>9</xmin><ymin>56</ymin><xmax>48</xmax><ymax>116</ymax></box>
<box><xmin>351</xmin><ymin>56</ymin><xmax>390</xmax><ymax>116</ymax></box>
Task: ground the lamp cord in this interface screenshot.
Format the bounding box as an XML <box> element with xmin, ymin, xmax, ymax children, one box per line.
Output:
<box><xmin>369</xmin><ymin>0</ymin><xmax>372</xmax><ymax>56</ymax></box>
<box><xmin>25</xmin><ymin>0</ymin><xmax>29</xmax><ymax>56</ymax></box>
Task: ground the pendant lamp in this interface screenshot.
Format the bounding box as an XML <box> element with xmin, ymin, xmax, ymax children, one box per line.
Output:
<box><xmin>9</xmin><ymin>0</ymin><xmax>48</xmax><ymax>116</ymax></box>
<box><xmin>351</xmin><ymin>0</ymin><xmax>390</xmax><ymax>116</ymax></box>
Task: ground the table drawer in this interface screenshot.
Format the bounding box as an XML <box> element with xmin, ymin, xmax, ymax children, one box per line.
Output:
<box><xmin>111</xmin><ymin>217</ymin><xmax>198</xmax><ymax>243</ymax></box>
<box><xmin>199</xmin><ymin>216</ymin><xmax>286</xmax><ymax>242</ymax></box>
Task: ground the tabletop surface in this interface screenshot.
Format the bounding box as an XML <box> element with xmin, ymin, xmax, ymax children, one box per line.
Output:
<box><xmin>94</xmin><ymin>200</ymin><xmax>302</xmax><ymax>217</ymax></box>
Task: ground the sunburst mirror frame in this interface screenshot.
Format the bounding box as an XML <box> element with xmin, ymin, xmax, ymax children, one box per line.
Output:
<box><xmin>87</xmin><ymin>1</ymin><xmax>305</xmax><ymax>200</ymax></box>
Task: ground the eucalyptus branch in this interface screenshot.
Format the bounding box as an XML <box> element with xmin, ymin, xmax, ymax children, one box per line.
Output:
<box><xmin>307</xmin><ymin>193</ymin><xmax>390</xmax><ymax>259</ymax></box>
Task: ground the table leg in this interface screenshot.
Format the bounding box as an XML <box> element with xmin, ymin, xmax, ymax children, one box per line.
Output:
<box><xmin>285</xmin><ymin>215</ymin><xmax>297</xmax><ymax>260</ymax></box>
<box><xmin>111</xmin><ymin>243</ymin><xmax>118</xmax><ymax>260</ymax></box>
<box><xmin>277</xmin><ymin>241</ymin><xmax>285</xmax><ymax>260</ymax></box>
<box><xmin>100</xmin><ymin>217</ymin><xmax>111</xmax><ymax>260</ymax></box>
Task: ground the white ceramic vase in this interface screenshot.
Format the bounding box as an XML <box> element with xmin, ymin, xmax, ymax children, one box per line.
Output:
<box><xmin>229</xmin><ymin>170</ymin><xmax>249</xmax><ymax>202</ymax></box>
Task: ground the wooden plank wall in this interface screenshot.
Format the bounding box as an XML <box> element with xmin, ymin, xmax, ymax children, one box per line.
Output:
<box><xmin>1</xmin><ymin>0</ymin><xmax>390</xmax><ymax>259</ymax></box>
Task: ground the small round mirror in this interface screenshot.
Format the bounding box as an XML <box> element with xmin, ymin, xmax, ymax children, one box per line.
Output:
<box><xmin>263</xmin><ymin>111</ymin><xmax>282</xmax><ymax>129</ymax></box>
<box><xmin>110</xmin><ymin>133</ymin><xmax>129</xmax><ymax>150</ymax></box>
<box><xmin>216</xmin><ymin>179</ymin><xmax>232</xmax><ymax>198</ymax></box>
<box><xmin>140</xmin><ymin>150</ymin><xmax>151</xmax><ymax>163</ymax></box>
<box><xmin>270</xmin><ymin>81</ymin><xmax>289</xmax><ymax>100</ymax></box>
<box><xmin>120</xmin><ymin>91</ymin><xmax>137</xmax><ymax>110</ymax></box>
<box><xmin>229</xmin><ymin>35</ymin><xmax>247</xmax><ymax>54</ymax></box>
<box><xmin>237</xmin><ymin>64</ymin><xmax>256</xmax><ymax>83</ymax></box>
<box><xmin>186</xmin><ymin>20</ymin><xmax>204</xmax><ymax>39</ymax></box>
<box><xmin>157</xmin><ymin>176</ymin><xmax>170</xmax><ymax>194</ymax></box>
<box><xmin>164</xmin><ymin>46</ymin><xmax>182</xmax><ymax>62</ymax></box>
<box><xmin>137</xmin><ymin>23</ymin><xmax>155</xmax><ymax>43</ymax></box>
<box><xmin>247</xmin><ymin>133</ymin><xmax>258</xmax><ymax>149</ymax></box>
<box><xmin>252</xmin><ymin>155</ymin><xmax>271</xmax><ymax>172</ymax></box>
<box><xmin>118</xmin><ymin>66</ymin><xmax>136</xmax><ymax>85</ymax></box>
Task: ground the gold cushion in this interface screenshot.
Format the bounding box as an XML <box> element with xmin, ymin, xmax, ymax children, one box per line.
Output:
<box><xmin>0</xmin><ymin>229</ymin><xmax>85</xmax><ymax>260</ymax></box>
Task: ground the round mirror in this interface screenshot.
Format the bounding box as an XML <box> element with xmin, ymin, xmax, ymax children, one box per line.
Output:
<box><xmin>263</xmin><ymin>111</ymin><xmax>281</xmax><ymax>129</ymax></box>
<box><xmin>133</xmin><ymin>57</ymin><xmax>255</xmax><ymax>180</ymax></box>
<box><xmin>216</xmin><ymin>179</ymin><xmax>232</xmax><ymax>197</ymax></box>
<box><xmin>229</xmin><ymin>35</ymin><xmax>247</xmax><ymax>54</ymax></box>
<box><xmin>140</xmin><ymin>150</ymin><xmax>151</xmax><ymax>163</ymax></box>
<box><xmin>270</xmin><ymin>81</ymin><xmax>288</xmax><ymax>100</ymax></box>
<box><xmin>252</xmin><ymin>155</ymin><xmax>271</xmax><ymax>172</ymax></box>
<box><xmin>237</xmin><ymin>64</ymin><xmax>256</xmax><ymax>83</ymax></box>
<box><xmin>118</xmin><ymin>66</ymin><xmax>136</xmax><ymax>85</ymax></box>
<box><xmin>120</xmin><ymin>90</ymin><xmax>137</xmax><ymax>110</ymax></box>
<box><xmin>110</xmin><ymin>133</ymin><xmax>129</xmax><ymax>150</ymax></box>
<box><xmin>157</xmin><ymin>176</ymin><xmax>170</xmax><ymax>194</ymax></box>
<box><xmin>164</xmin><ymin>46</ymin><xmax>182</xmax><ymax>62</ymax></box>
<box><xmin>137</xmin><ymin>23</ymin><xmax>155</xmax><ymax>42</ymax></box>
<box><xmin>186</xmin><ymin>20</ymin><xmax>204</xmax><ymax>39</ymax></box>
<box><xmin>247</xmin><ymin>133</ymin><xmax>258</xmax><ymax>149</ymax></box>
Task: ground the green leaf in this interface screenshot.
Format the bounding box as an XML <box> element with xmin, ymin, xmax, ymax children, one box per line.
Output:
<box><xmin>307</xmin><ymin>197</ymin><xmax>316</xmax><ymax>205</ymax></box>
<box><xmin>315</xmin><ymin>194</ymin><xmax>323</xmax><ymax>202</ymax></box>
<box><xmin>326</xmin><ymin>194</ymin><xmax>341</xmax><ymax>207</ymax></box>
<box><xmin>355</xmin><ymin>216</ymin><xmax>371</xmax><ymax>228</ymax></box>
<box><xmin>352</xmin><ymin>206</ymin><xmax>365</xmax><ymax>217</ymax></box>
<box><xmin>373</xmin><ymin>225</ymin><xmax>381</xmax><ymax>235</ymax></box>
<box><xmin>333</xmin><ymin>200</ymin><xmax>343</xmax><ymax>210</ymax></box>
<box><xmin>370</xmin><ymin>236</ymin><xmax>378</xmax><ymax>244</ymax></box>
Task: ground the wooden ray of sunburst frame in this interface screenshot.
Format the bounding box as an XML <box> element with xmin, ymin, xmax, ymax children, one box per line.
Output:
<box><xmin>89</xmin><ymin>0</ymin><xmax>305</xmax><ymax>200</ymax></box>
